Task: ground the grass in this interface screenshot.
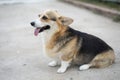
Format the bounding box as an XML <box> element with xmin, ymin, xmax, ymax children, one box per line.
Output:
<box><xmin>113</xmin><ymin>15</ymin><xmax>120</xmax><ymax>22</ymax></box>
<box><xmin>78</xmin><ymin>0</ymin><xmax>120</xmax><ymax>11</ymax></box>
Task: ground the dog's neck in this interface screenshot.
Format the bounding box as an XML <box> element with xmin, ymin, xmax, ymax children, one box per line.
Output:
<box><xmin>42</xmin><ymin>21</ymin><xmax>68</xmax><ymax>47</ymax></box>
<box><xmin>43</xmin><ymin>23</ymin><xmax>58</xmax><ymax>43</ymax></box>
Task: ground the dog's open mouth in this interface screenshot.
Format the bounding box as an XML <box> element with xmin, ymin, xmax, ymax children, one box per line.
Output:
<box><xmin>34</xmin><ymin>25</ymin><xmax>50</xmax><ymax>36</ymax></box>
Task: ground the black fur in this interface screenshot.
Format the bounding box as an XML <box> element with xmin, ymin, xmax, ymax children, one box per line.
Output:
<box><xmin>39</xmin><ymin>25</ymin><xmax>50</xmax><ymax>33</ymax></box>
<box><xmin>47</xmin><ymin>26</ymin><xmax>112</xmax><ymax>65</ymax></box>
<box><xmin>66</xmin><ymin>27</ymin><xmax>113</xmax><ymax>65</ymax></box>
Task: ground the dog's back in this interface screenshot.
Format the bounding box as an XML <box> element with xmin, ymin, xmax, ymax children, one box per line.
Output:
<box><xmin>69</xmin><ymin>27</ymin><xmax>115</xmax><ymax>67</ymax></box>
<box><xmin>46</xmin><ymin>26</ymin><xmax>115</xmax><ymax>68</ymax></box>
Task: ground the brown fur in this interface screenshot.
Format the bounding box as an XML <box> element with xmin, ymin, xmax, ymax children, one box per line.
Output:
<box><xmin>90</xmin><ymin>50</ymin><xmax>115</xmax><ymax>68</ymax></box>
<box><xmin>46</xmin><ymin>21</ymin><xmax>67</xmax><ymax>50</ymax></box>
<box><xmin>45</xmin><ymin>24</ymin><xmax>77</xmax><ymax>61</ymax></box>
<box><xmin>38</xmin><ymin>10</ymin><xmax>115</xmax><ymax>69</ymax></box>
<box><xmin>60</xmin><ymin>37</ymin><xmax>78</xmax><ymax>61</ymax></box>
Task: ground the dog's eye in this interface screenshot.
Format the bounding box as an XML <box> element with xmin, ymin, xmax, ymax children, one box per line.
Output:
<box><xmin>42</xmin><ymin>16</ymin><xmax>48</xmax><ymax>20</ymax></box>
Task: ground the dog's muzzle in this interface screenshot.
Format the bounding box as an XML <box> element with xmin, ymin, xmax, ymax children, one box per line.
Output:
<box><xmin>30</xmin><ymin>22</ymin><xmax>50</xmax><ymax>36</ymax></box>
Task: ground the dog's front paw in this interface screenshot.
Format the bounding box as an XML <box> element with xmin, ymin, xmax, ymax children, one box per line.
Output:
<box><xmin>57</xmin><ymin>67</ymin><xmax>66</xmax><ymax>73</ymax></box>
<box><xmin>48</xmin><ymin>61</ymin><xmax>57</xmax><ymax>67</ymax></box>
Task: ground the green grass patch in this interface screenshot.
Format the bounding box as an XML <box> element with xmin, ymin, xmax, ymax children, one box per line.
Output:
<box><xmin>78</xmin><ymin>0</ymin><xmax>120</xmax><ymax>11</ymax></box>
<box><xmin>113</xmin><ymin>15</ymin><xmax>120</xmax><ymax>22</ymax></box>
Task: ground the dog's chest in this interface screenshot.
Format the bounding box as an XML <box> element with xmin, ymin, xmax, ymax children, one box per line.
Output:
<box><xmin>41</xmin><ymin>33</ymin><xmax>61</xmax><ymax>58</ymax></box>
<box><xmin>45</xmin><ymin>42</ymin><xmax>62</xmax><ymax>58</ymax></box>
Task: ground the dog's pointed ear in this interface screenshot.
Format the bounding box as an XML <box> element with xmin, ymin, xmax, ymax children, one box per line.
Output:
<box><xmin>58</xmin><ymin>16</ymin><xmax>73</xmax><ymax>26</ymax></box>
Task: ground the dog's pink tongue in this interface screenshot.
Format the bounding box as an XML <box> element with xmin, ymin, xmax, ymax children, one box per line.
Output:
<box><xmin>34</xmin><ymin>28</ymin><xmax>40</xmax><ymax>36</ymax></box>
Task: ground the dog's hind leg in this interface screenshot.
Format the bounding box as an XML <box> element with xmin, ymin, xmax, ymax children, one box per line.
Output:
<box><xmin>90</xmin><ymin>50</ymin><xmax>115</xmax><ymax>68</ymax></box>
<box><xmin>79</xmin><ymin>50</ymin><xmax>115</xmax><ymax>70</ymax></box>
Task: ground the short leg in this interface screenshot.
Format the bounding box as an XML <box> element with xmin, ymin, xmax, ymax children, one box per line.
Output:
<box><xmin>48</xmin><ymin>61</ymin><xmax>57</xmax><ymax>67</ymax></box>
<box><xmin>57</xmin><ymin>61</ymin><xmax>70</xmax><ymax>73</ymax></box>
<box><xmin>79</xmin><ymin>64</ymin><xmax>91</xmax><ymax>71</ymax></box>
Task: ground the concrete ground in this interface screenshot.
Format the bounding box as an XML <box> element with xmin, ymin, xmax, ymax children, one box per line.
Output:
<box><xmin>0</xmin><ymin>0</ymin><xmax>120</xmax><ymax>80</ymax></box>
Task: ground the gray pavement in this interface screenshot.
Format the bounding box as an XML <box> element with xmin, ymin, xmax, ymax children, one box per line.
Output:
<box><xmin>0</xmin><ymin>0</ymin><xmax>120</xmax><ymax>80</ymax></box>
<box><xmin>61</xmin><ymin>0</ymin><xmax>120</xmax><ymax>18</ymax></box>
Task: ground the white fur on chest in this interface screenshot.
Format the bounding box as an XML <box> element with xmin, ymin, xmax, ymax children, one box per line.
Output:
<box><xmin>41</xmin><ymin>24</ymin><xmax>60</xmax><ymax>58</ymax></box>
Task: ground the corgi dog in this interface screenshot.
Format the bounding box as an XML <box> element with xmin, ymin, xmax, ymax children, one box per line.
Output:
<box><xmin>30</xmin><ymin>9</ymin><xmax>115</xmax><ymax>73</ymax></box>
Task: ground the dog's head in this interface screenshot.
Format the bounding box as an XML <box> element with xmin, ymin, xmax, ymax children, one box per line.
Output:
<box><xmin>30</xmin><ymin>9</ymin><xmax>73</xmax><ymax>36</ymax></box>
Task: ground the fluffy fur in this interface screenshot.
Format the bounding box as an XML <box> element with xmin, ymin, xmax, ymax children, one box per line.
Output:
<box><xmin>30</xmin><ymin>9</ymin><xmax>115</xmax><ymax>73</ymax></box>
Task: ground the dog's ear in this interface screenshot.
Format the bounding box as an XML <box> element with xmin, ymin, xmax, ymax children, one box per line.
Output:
<box><xmin>59</xmin><ymin>16</ymin><xmax>73</xmax><ymax>26</ymax></box>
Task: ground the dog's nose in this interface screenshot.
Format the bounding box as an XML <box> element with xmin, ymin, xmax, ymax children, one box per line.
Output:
<box><xmin>30</xmin><ymin>22</ymin><xmax>35</xmax><ymax>26</ymax></box>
